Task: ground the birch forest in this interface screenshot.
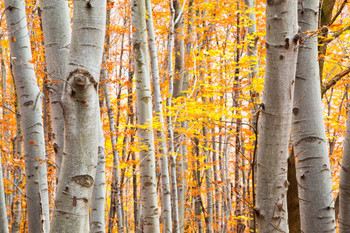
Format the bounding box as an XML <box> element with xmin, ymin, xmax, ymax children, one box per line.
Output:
<box><xmin>0</xmin><ymin>0</ymin><xmax>350</xmax><ymax>232</ymax></box>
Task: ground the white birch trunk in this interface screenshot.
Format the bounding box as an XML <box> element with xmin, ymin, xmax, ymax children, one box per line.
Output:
<box><xmin>145</xmin><ymin>0</ymin><xmax>173</xmax><ymax>232</ymax></box>
<box><xmin>167</xmin><ymin>1</ymin><xmax>180</xmax><ymax>232</ymax></box>
<box><xmin>0</xmin><ymin>45</ymin><xmax>9</xmax><ymax>233</ymax></box>
<box><xmin>103</xmin><ymin>65</ymin><xmax>124</xmax><ymax>232</ymax></box>
<box><xmin>203</xmin><ymin>126</ymin><xmax>213</xmax><ymax>233</ymax></box>
<box><xmin>40</xmin><ymin>0</ymin><xmax>71</xmax><ymax>176</ymax></box>
<box><xmin>340</xmin><ymin>106</ymin><xmax>350</xmax><ymax>232</ymax></box>
<box><xmin>50</xmin><ymin>1</ymin><xmax>106</xmax><ymax>232</ymax></box>
<box><xmin>90</xmin><ymin>116</ymin><xmax>106</xmax><ymax>233</ymax></box>
<box><xmin>291</xmin><ymin>0</ymin><xmax>335</xmax><ymax>232</ymax></box>
<box><xmin>132</xmin><ymin>0</ymin><xmax>160</xmax><ymax>232</ymax></box>
<box><xmin>11</xmin><ymin>96</ymin><xmax>22</xmax><ymax>233</ymax></box>
<box><xmin>256</xmin><ymin>0</ymin><xmax>298</xmax><ymax>231</ymax></box>
<box><xmin>4</xmin><ymin>1</ymin><xmax>50</xmax><ymax>232</ymax></box>
<box><xmin>0</xmin><ymin>152</ymin><xmax>9</xmax><ymax>233</ymax></box>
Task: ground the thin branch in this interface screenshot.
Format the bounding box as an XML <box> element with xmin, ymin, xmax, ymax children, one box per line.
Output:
<box><xmin>2</xmin><ymin>173</ymin><xmax>27</xmax><ymax>199</ymax></box>
<box><xmin>323</xmin><ymin>25</ymin><xmax>350</xmax><ymax>45</ymax></box>
<box><xmin>322</xmin><ymin>66</ymin><xmax>350</xmax><ymax>97</ymax></box>
<box><xmin>329</xmin><ymin>0</ymin><xmax>347</xmax><ymax>26</ymax></box>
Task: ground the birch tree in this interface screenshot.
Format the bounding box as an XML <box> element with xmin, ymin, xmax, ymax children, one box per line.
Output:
<box><xmin>291</xmin><ymin>0</ymin><xmax>335</xmax><ymax>231</ymax></box>
<box><xmin>0</xmin><ymin>152</ymin><xmax>9</xmax><ymax>233</ymax></box>
<box><xmin>50</xmin><ymin>1</ymin><xmax>106</xmax><ymax>232</ymax></box>
<box><xmin>90</xmin><ymin>117</ymin><xmax>106</xmax><ymax>233</ymax></box>
<box><xmin>256</xmin><ymin>0</ymin><xmax>298</xmax><ymax>231</ymax></box>
<box><xmin>132</xmin><ymin>0</ymin><xmax>160</xmax><ymax>232</ymax></box>
<box><xmin>339</xmin><ymin>106</ymin><xmax>350</xmax><ymax>232</ymax></box>
<box><xmin>0</xmin><ymin>46</ymin><xmax>8</xmax><ymax>233</ymax></box>
<box><xmin>145</xmin><ymin>0</ymin><xmax>173</xmax><ymax>231</ymax></box>
<box><xmin>4</xmin><ymin>1</ymin><xmax>50</xmax><ymax>232</ymax></box>
<box><xmin>40</xmin><ymin>0</ymin><xmax>71</xmax><ymax>176</ymax></box>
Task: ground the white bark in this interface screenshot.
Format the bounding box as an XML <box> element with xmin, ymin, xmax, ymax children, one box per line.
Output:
<box><xmin>203</xmin><ymin>126</ymin><xmax>213</xmax><ymax>233</ymax></box>
<box><xmin>90</xmin><ymin>117</ymin><xmax>106</xmax><ymax>233</ymax></box>
<box><xmin>132</xmin><ymin>0</ymin><xmax>160</xmax><ymax>232</ymax></box>
<box><xmin>167</xmin><ymin>1</ymin><xmax>180</xmax><ymax>232</ymax></box>
<box><xmin>256</xmin><ymin>0</ymin><xmax>298</xmax><ymax>231</ymax></box>
<box><xmin>103</xmin><ymin>65</ymin><xmax>123</xmax><ymax>232</ymax></box>
<box><xmin>340</xmin><ymin>107</ymin><xmax>350</xmax><ymax>232</ymax></box>
<box><xmin>4</xmin><ymin>1</ymin><xmax>50</xmax><ymax>232</ymax></box>
<box><xmin>0</xmin><ymin>152</ymin><xmax>9</xmax><ymax>233</ymax></box>
<box><xmin>145</xmin><ymin>0</ymin><xmax>173</xmax><ymax>232</ymax></box>
<box><xmin>291</xmin><ymin>0</ymin><xmax>335</xmax><ymax>232</ymax></box>
<box><xmin>0</xmin><ymin>44</ymin><xmax>9</xmax><ymax>233</ymax></box>
<box><xmin>40</xmin><ymin>0</ymin><xmax>71</xmax><ymax>176</ymax></box>
<box><xmin>50</xmin><ymin>1</ymin><xmax>106</xmax><ymax>232</ymax></box>
<box><xmin>11</xmin><ymin>98</ymin><xmax>22</xmax><ymax>233</ymax></box>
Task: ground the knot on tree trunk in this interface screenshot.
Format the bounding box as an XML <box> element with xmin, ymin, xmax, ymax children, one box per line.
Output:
<box><xmin>68</xmin><ymin>68</ymin><xmax>98</xmax><ymax>93</ymax></box>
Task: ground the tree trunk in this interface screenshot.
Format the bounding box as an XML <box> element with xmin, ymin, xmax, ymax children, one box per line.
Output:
<box><xmin>291</xmin><ymin>0</ymin><xmax>335</xmax><ymax>232</ymax></box>
<box><xmin>178</xmin><ymin>1</ymin><xmax>193</xmax><ymax>231</ymax></box>
<box><xmin>0</xmin><ymin>152</ymin><xmax>9</xmax><ymax>233</ymax></box>
<box><xmin>90</xmin><ymin>116</ymin><xmax>106</xmax><ymax>233</ymax></box>
<box><xmin>193</xmin><ymin>138</ymin><xmax>203</xmax><ymax>233</ymax></box>
<box><xmin>145</xmin><ymin>1</ymin><xmax>173</xmax><ymax>232</ymax></box>
<box><xmin>104</xmin><ymin>65</ymin><xmax>123</xmax><ymax>233</ymax></box>
<box><xmin>4</xmin><ymin>1</ymin><xmax>50</xmax><ymax>232</ymax></box>
<box><xmin>256</xmin><ymin>0</ymin><xmax>298</xmax><ymax>231</ymax></box>
<box><xmin>50</xmin><ymin>1</ymin><xmax>106</xmax><ymax>232</ymax></box>
<box><xmin>287</xmin><ymin>149</ymin><xmax>300</xmax><ymax>233</ymax></box>
<box><xmin>40</xmin><ymin>0</ymin><xmax>71</xmax><ymax>176</ymax></box>
<box><xmin>131</xmin><ymin>0</ymin><xmax>160</xmax><ymax>232</ymax></box>
<box><xmin>203</xmin><ymin>126</ymin><xmax>213</xmax><ymax>233</ymax></box>
<box><xmin>167</xmin><ymin>1</ymin><xmax>181</xmax><ymax>232</ymax></box>
<box><xmin>339</xmin><ymin>106</ymin><xmax>350</xmax><ymax>232</ymax></box>
<box><xmin>10</xmin><ymin>89</ymin><xmax>22</xmax><ymax>233</ymax></box>
<box><xmin>0</xmin><ymin>46</ymin><xmax>9</xmax><ymax>233</ymax></box>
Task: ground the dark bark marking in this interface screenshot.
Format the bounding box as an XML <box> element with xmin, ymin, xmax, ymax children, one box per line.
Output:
<box><xmin>293</xmin><ymin>34</ymin><xmax>301</xmax><ymax>44</ymax></box>
<box><xmin>295</xmin><ymin>136</ymin><xmax>325</xmax><ymax>147</ymax></box>
<box><xmin>267</xmin><ymin>0</ymin><xmax>284</xmax><ymax>5</ymax></box>
<box><xmin>72</xmin><ymin>174</ymin><xmax>94</xmax><ymax>188</ymax></box>
<box><xmin>284</xmin><ymin>38</ymin><xmax>289</xmax><ymax>49</ymax></box>
<box><xmin>53</xmin><ymin>143</ymin><xmax>58</xmax><ymax>153</ymax></box>
<box><xmin>73</xmin><ymin>196</ymin><xmax>77</xmax><ymax>207</ymax></box>
<box><xmin>292</xmin><ymin>108</ymin><xmax>299</xmax><ymax>115</ymax></box>
<box><xmin>23</xmin><ymin>100</ymin><xmax>34</xmax><ymax>106</ymax></box>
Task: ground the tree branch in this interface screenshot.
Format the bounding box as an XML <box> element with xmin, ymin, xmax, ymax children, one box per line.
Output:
<box><xmin>324</xmin><ymin>25</ymin><xmax>350</xmax><ymax>45</ymax></box>
<box><xmin>322</xmin><ymin>66</ymin><xmax>350</xmax><ymax>97</ymax></box>
<box><xmin>329</xmin><ymin>0</ymin><xmax>347</xmax><ymax>26</ymax></box>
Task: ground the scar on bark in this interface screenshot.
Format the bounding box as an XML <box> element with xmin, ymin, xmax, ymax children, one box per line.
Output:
<box><xmin>72</xmin><ymin>174</ymin><xmax>94</xmax><ymax>188</ymax></box>
<box><xmin>67</xmin><ymin>69</ymin><xmax>98</xmax><ymax>94</ymax></box>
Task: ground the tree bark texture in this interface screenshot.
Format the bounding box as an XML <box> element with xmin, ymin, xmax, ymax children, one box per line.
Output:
<box><xmin>145</xmin><ymin>0</ymin><xmax>173</xmax><ymax>232</ymax></box>
<box><xmin>40</xmin><ymin>0</ymin><xmax>71</xmax><ymax>176</ymax></box>
<box><xmin>132</xmin><ymin>0</ymin><xmax>160</xmax><ymax>232</ymax></box>
<box><xmin>103</xmin><ymin>65</ymin><xmax>123</xmax><ymax>233</ymax></box>
<box><xmin>256</xmin><ymin>0</ymin><xmax>298</xmax><ymax>231</ymax></box>
<box><xmin>291</xmin><ymin>0</ymin><xmax>336</xmax><ymax>232</ymax></box>
<box><xmin>0</xmin><ymin>152</ymin><xmax>9</xmax><ymax>233</ymax></box>
<box><xmin>339</xmin><ymin>106</ymin><xmax>350</xmax><ymax>232</ymax></box>
<box><xmin>90</xmin><ymin>117</ymin><xmax>106</xmax><ymax>233</ymax></box>
<box><xmin>287</xmin><ymin>149</ymin><xmax>300</xmax><ymax>233</ymax></box>
<box><xmin>4</xmin><ymin>1</ymin><xmax>50</xmax><ymax>232</ymax></box>
<box><xmin>50</xmin><ymin>1</ymin><xmax>106</xmax><ymax>232</ymax></box>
